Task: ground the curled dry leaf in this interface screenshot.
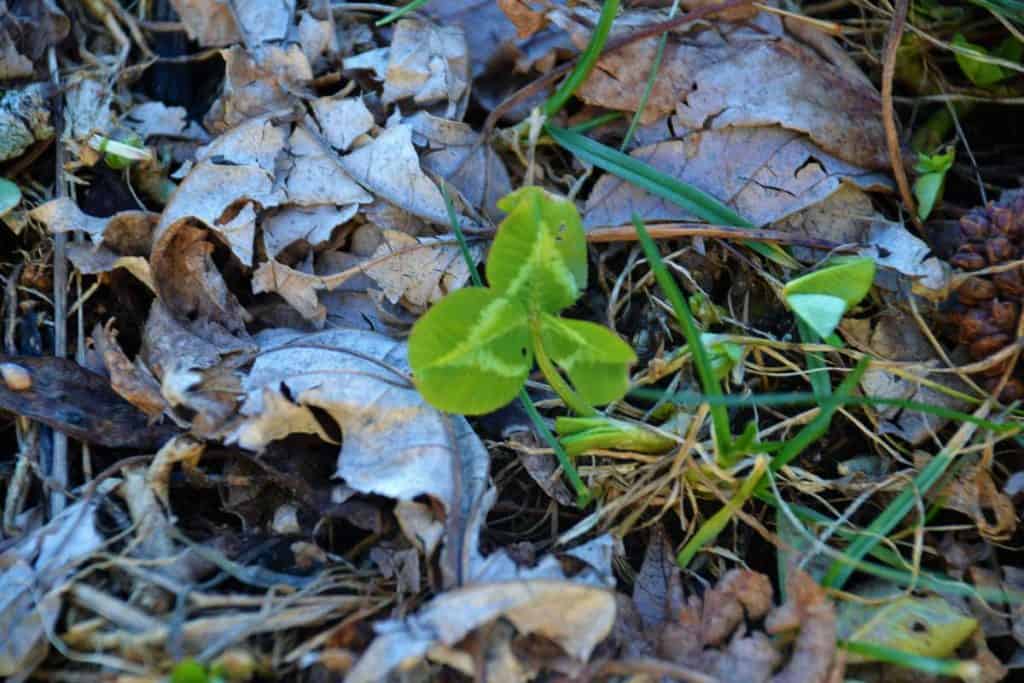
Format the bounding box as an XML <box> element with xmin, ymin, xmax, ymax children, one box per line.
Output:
<box><xmin>344</xmin><ymin>580</ymin><xmax>616</xmax><ymax>683</ymax></box>
<box><xmin>141</xmin><ymin>300</ymin><xmax>256</xmax><ymax>381</ymax></box>
<box><xmin>205</xmin><ymin>44</ymin><xmax>312</xmax><ymax>132</ymax></box>
<box><xmin>927</xmin><ymin>456</ymin><xmax>1017</xmax><ymax>542</ymax></box>
<box><xmin>92</xmin><ymin>320</ymin><xmax>168</xmax><ymax>420</ymax></box>
<box><xmin>170</xmin><ymin>0</ymin><xmax>294</xmax><ymax>48</ymax></box>
<box><xmin>557</xmin><ymin>7</ymin><xmax>886</xmax><ymax>169</ymax></box>
<box><xmin>700</xmin><ymin>568</ymin><xmax>774</xmax><ymax>646</ymax></box>
<box><xmin>584</xmin><ymin>126</ymin><xmax>891</xmax><ymax>230</ymax></box>
<box><xmin>228</xmin><ymin>328</ymin><xmax>483</xmax><ymax>511</ymax></box>
<box><xmin>855</xmin><ymin>311</ymin><xmax>968</xmax><ymax>444</ymax></box>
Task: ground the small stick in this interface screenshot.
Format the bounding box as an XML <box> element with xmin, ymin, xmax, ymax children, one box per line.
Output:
<box><xmin>586</xmin><ymin>222</ymin><xmax>861</xmax><ymax>252</ymax></box>
<box><xmin>880</xmin><ymin>0</ymin><xmax>921</xmax><ymax>232</ymax></box>
<box><xmin>48</xmin><ymin>47</ymin><xmax>69</xmax><ymax>518</ymax></box>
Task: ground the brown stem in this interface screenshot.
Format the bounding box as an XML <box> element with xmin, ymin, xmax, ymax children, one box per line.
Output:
<box><xmin>881</xmin><ymin>0</ymin><xmax>921</xmax><ymax>232</ymax></box>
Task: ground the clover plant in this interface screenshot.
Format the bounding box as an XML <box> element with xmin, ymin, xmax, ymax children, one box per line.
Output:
<box><xmin>409</xmin><ymin>187</ymin><xmax>636</xmax><ymax>416</ymax></box>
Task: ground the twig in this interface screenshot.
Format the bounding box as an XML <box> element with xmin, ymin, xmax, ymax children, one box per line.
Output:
<box><xmin>586</xmin><ymin>222</ymin><xmax>862</xmax><ymax>252</ymax></box>
<box><xmin>48</xmin><ymin>46</ymin><xmax>68</xmax><ymax>518</ymax></box>
<box><xmin>880</xmin><ymin>0</ymin><xmax>920</xmax><ymax>231</ymax></box>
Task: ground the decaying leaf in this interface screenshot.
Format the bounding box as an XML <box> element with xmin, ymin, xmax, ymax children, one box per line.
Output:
<box><xmin>92</xmin><ymin>320</ymin><xmax>168</xmax><ymax>419</ymax></box>
<box><xmin>766</xmin><ymin>569</ymin><xmax>841</xmax><ymax>683</ymax></box>
<box><xmin>0</xmin><ymin>84</ymin><xmax>54</xmax><ymax>163</ymax></box>
<box><xmin>0</xmin><ymin>482</ymin><xmax>113</xmax><ymax>678</ymax></box>
<box><xmin>584</xmin><ymin>126</ymin><xmax>891</xmax><ymax>230</ymax></box>
<box><xmin>344</xmin><ymin>580</ymin><xmax>615</xmax><ymax>683</ymax></box>
<box><xmin>632</xmin><ymin>526</ymin><xmax>685</xmax><ymax>632</ymax></box>
<box><xmin>557</xmin><ymin>7</ymin><xmax>886</xmax><ymax>170</ymax></box>
<box><xmin>0</xmin><ymin>355</ymin><xmax>178</xmax><ymax>449</ymax></box>
<box><xmin>363</xmin><ymin>230</ymin><xmax>478</xmax><ymax>312</ymax></box>
<box><xmin>205</xmin><ymin>44</ymin><xmax>311</xmax><ymax>132</ymax></box>
<box><xmin>928</xmin><ymin>456</ymin><xmax>1018</xmax><ymax>541</ymax></box>
<box><xmin>0</xmin><ymin>0</ymin><xmax>68</xmax><ymax>80</ymax></box>
<box><xmin>170</xmin><ymin>0</ymin><xmax>294</xmax><ymax>48</ymax></box>
<box><xmin>380</xmin><ymin>19</ymin><xmax>469</xmax><ymax>117</ymax></box>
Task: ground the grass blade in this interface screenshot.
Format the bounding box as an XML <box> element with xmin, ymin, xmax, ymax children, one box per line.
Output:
<box><xmin>376</xmin><ymin>0</ymin><xmax>431</xmax><ymax>26</ymax></box>
<box><xmin>545</xmin><ymin>0</ymin><xmax>621</xmax><ymax>117</ymax></box>
<box><xmin>823</xmin><ymin>406</ymin><xmax>989</xmax><ymax>589</ymax></box>
<box><xmin>632</xmin><ymin>214</ymin><xmax>733</xmax><ymax>461</ymax></box>
<box><xmin>546</xmin><ymin>125</ymin><xmax>798</xmax><ymax>267</ymax></box>
<box><xmin>840</xmin><ymin>641</ymin><xmax>980</xmax><ymax>680</ymax></box>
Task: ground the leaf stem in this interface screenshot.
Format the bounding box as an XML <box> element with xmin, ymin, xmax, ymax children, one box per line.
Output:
<box><xmin>529</xmin><ymin>315</ymin><xmax>599</xmax><ymax>417</ymax></box>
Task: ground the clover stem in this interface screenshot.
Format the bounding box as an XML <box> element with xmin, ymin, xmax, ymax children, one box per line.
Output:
<box><xmin>529</xmin><ymin>314</ymin><xmax>598</xmax><ymax>418</ymax></box>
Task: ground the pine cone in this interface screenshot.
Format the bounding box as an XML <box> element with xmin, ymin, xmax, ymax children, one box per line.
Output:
<box><xmin>946</xmin><ymin>189</ymin><xmax>1024</xmax><ymax>401</ymax></box>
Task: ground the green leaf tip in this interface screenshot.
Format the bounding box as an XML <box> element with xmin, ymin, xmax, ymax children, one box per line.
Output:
<box><xmin>489</xmin><ymin>186</ymin><xmax>587</xmax><ymax>314</ymax></box>
<box><xmin>783</xmin><ymin>257</ymin><xmax>875</xmax><ymax>340</ymax></box>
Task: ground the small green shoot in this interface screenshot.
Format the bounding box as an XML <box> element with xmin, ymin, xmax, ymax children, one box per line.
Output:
<box><xmin>0</xmin><ymin>177</ymin><xmax>21</xmax><ymax>218</ymax></box>
<box><xmin>544</xmin><ymin>0</ymin><xmax>620</xmax><ymax>118</ymax></box>
<box><xmin>913</xmin><ymin>147</ymin><xmax>955</xmax><ymax>220</ymax></box>
<box><xmin>952</xmin><ymin>32</ymin><xmax>1022</xmax><ymax>87</ymax></box>
<box><xmin>782</xmin><ymin>257</ymin><xmax>875</xmax><ymax>342</ymax></box>
<box><xmin>556</xmin><ymin>414</ymin><xmax>680</xmax><ymax>456</ymax></box>
<box><xmin>632</xmin><ymin>214</ymin><xmax>734</xmax><ymax>462</ymax></box>
<box><xmin>677</xmin><ymin>455</ymin><xmax>767</xmax><ymax>568</ymax></box>
<box><xmin>170</xmin><ymin>659</ymin><xmax>225</xmax><ymax>683</ymax></box>
<box><xmin>409</xmin><ymin>186</ymin><xmax>635</xmax><ymax>415</ymax></box>
<box><xmin>376</xmin><ymin>0</ymin><xmax>431</xmax><ymax>26</ymax></box>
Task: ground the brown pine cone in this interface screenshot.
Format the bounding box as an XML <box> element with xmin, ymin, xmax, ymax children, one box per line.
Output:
<box><xmin>945</xmin><ymin>188</ymin><xmax>1024</xmax><ymax>401</ymax></box>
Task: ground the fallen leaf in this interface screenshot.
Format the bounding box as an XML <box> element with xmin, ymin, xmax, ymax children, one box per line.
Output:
<box><xmin>557</xmin><ymin>7</ymin><xmax>886</xmax><ymax>169</ymax></box>
<box><xmin>584</xmin><ymin>126</ymin><xmax>890</xmax><ymax>230</ymax></box>
<box><xmin>363</xmin><ymin>230</ymin><xmax>478</xmax><ymax>312</ymax></box>
<box><xmin>122</xmin><ymin>101</ymin><xmax>210</xmax><ymax>143</ymax></box>
<box><xmin>311</xmin><ymin>95</ymin><xmax>375</xmax><ymax>152</ymax></box>
<box><xmin>344</xmin><ymin>580</ymin><xmax>615</xmax><ymax>683</ymax></box>
<box><xmin>498</xmin><ymin>0</ymin><xmax>547</xmax><ymax>39</ymax></box>
<box><xmin>0</xmin><ymin>355</ymin><xmax>178</xmax><ymax>449</ymax></box>
<box><xmin>169</xmin><ymin>0</ymin><xmax>241</xmax><ymax>47</ymax></box>
<box><xmin>263</xmin><ymin>204</ymin><xmax>358</xmax><ymax>259</ymax></box>
<box><xmin>700</xmin><ymin>568</ymin><xmax>774</xmax><ymax>646</ymax></box>
<box><xmin>92</xmin><ymin>320</ymin><xmax>168</xmax><ymax>419</ymax></box>
<box><xmin>408</xmin><ymin>111</ymin><xmax>513</xmax><ymax>220</ymax></box>
<box><xmin>0</xmin><ymin>483</ymin><xmax>112</xmax><ymax>677</ymax></box>
<box><xmin>632</xmin><ymin>526</ymin><xmax>685</xmax><ymax>632</ymax></box>
<box><xmin>339</xmin><ymin>123</ymin><xmax>449</xmax><ymax>225</ymax></box>
<box><xmin>205</xmin><ymin>44</ymin><xmax>311</xmax><ymax>132</ymax></box>
<box><xmin>0</xmin><ymin>0</ymin><xmax>68</xmax><ymax>79</ymax></box>
<box><xmin>252</xmin><ymin>258</ymin><xmax>326</xmax><ymax>325</ymax></box>
<box><xmin>141</xmin><ymin>300</ymin><xmax>256</xmax><ymax>381</ymax></box>
<box><xmin>379</xmin><ymin>18</ymin><xmax>469</xmax><ymax>117</ymax></box>
<box><xmin>766</xmin><ymin>569</ymin><xmax>841</xmax><ymax>683</ymax></box>
<box><xmin>0</xmin><ymin>84</ymin><xmax>54</xmax><ymax>163</ymax></box>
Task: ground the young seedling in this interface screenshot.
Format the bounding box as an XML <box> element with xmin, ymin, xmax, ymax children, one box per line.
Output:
<box><xmin>409</xmin><ymin>186</ymin><xmax>636</xmax><ymax>417</ymax></box>
<box><xmin>782</xmin><ymin>257</ymin><xmax>876</xmax><ymax>343</ymax></box>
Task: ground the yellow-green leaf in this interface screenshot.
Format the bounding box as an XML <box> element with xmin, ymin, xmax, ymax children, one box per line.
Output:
<box><xmin>838</xmin><ymin>587</ymin><xmax>977</xmax><ymax>663</ymax></box>
<box><xmin>783</xmin><ymin>257</ymin><xmax>875</xmax><ymax>339</ymax></box>
<box><xmin>409</xmin><ymin>287</ymin><xmax>531</xmax><ymax>415</ymax></box>
<box><xmin>539</xmin><ymin>314</ymin><xmax>636</xmax><ymax>407</ymax></box>
<box><xmin>487</xmin><ymin>186</ymin><xmax>587</xmax><ymax>314</ymax></box>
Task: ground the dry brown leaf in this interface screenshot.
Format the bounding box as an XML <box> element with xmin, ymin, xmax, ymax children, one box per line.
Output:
<box><xmin>252</xmin><ymin>259</ymin><xmax>326</xmax><ymax>325</ymax></box>
<box><xmin>584</xmin><ymin>126</ymin><xmax>890</xmax><ymax>229</ymax></box>
<box><xmin>766</xmin><ymin>569</ymin><xmax>841</xmax><ymax>683</ymax></box>
<box><xmin>340</xmin><ymin>123</ymin><xmax>449</xmax><ymax>224</ymax></box>
<box><xmin>379</xmin><ymin>18</ymin><xmax>469</xmax><ymax>117</ymax></box>
<box><xmin>558</xmin><ymin>8</ymin><xmax>886</xmax><ymax>169</ymax></box>
<box><xmin>205</xmin><ymin>44</ymin><xmax>311</xmax><ymax>132</ymax></box>
<box><xmin>263</xmin><ymin>205</ymin><xmax>358</xmax><ymax>259</ymax></box>
<box><xmin>632</xmin><ymin>526</ymin><xmax>684</xmax><ymax>632</ymax></box>
<box><xmin>170</xmin><ymin>0</ymin><xmax>241</xmax><ymax>47</ymax></box>
<box><xmin>931</xmin><ymin>458</ymin><xmax>1018</xmax><ymax>542</ymax></box>
<box><xmin>92</xmin><ymin>320</ymin><xmax>168</xmax><ymax>419</ymax></box>
<box><xmin>345</xmin><ymin>580</ymin><xmax>615</xmax><ymax>683</ymax></box>
<box><xmin>284</xmin><ymin>125</ymin><xmax>373</xmax><ymax>206</ymax></box>
<box><xmin>701</xmin><ymin>568</ymin><xmax>774</xmax><ymax>646</ymax></box>
<box><xmin>311</xmin><ymin>95</ymin><xmax>375</xmax><ymax>152</ymax></box>
<box><xmin>141</xmin><ymin>301</ymin><xmax>255</xmax><ymax>381</ymax></box>
<box><xmin>363</xmin><ymin>230</ymin><xmax>478</xmax><ymax>312</ymax></box>
<box><xmin>498</xmin><ymin>0</ymin><xmax>547</xmax><ymax>39</ymax></box>
<box><xmin>408</xmin><ymin>111</ymin><xmax>513</xmax><ymax>220</ymax></box>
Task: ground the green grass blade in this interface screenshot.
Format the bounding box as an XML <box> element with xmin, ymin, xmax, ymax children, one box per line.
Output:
<box><xmin>632</xmin><ymin>214</ymin><xmax>733</xmax><ymax>461</ymax></box>
<box><xmin>840</xmin><ymin>641</ymin><xmax>980</xmax><ymax>680</ymax></box>
<box><xmin>441</xmin><ymin>184</ymin><xmax>483</xmax><ymax>287</ymax></box>
<box><xmin>621</xmin><ymin>1</ymin><xmax>680</xmax><ymax>148</ymax></box>
<box><xmin>545</xmin><ymin>125</ymin><xmax>797</xmax><ymax>267</ymax></box>
<box><xmin>568</xmin><ymin>112</ymin><xmax>623</xmax><ymax>135</ymax></box>
<box><xmin>545</xmin><ymin>0</ymin><xmax>621</xmax><ymax>117</ymax></box>
<box><xmin>678</xmin><ymin>456</ymin><xmax>766</xmax><ymax>567</ymax></box>
<box><xmin>767</xmin><ymin>357</ymin><xmax>869</xmax><ymax>475</ymax></box>
<box><xmin>376</xmin><ymin>0</ymin><xmax>431</xmax><ymax>26</ymax></box>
